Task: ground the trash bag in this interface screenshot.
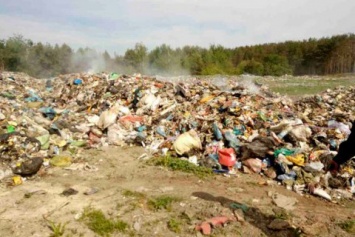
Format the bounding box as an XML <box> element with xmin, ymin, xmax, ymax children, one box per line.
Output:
<box><xmin>173</xmin><ymin>130</ymin><xmax>202</xmax><ymax>155</ymax></box>
<box><xmin>97</xmin><ymin>105</ymin><xmax>120</xmax><ymax>129</ymax></box>
<box><xmin>140</xmin><ymin>92</ymin><xmax>161</xmax><ymax>111</ymax></box>
<box><xmin>240</xmin><ymin>136</ymin><xmax>275</xmax><ymax>160</ymax></box>
<box><xmin>224</xmin><ymin>130</ymin><xmax>240</xmax><ymax>151</ymax></box>
<box><xmin>218</xmin><ymin>148</ymin><xmax>236</xmax><ymax>167</ymax></box>
<box><xmin>242</xmin><ymin>158</ymin><xmax>263</xmax><ymax>173</ymax></box>
<box><xmin>288</xmin><ymin>125</ymin><xmax>312</xmax><ymax>142</ymax></box>
<box><xmin>107</xmin><ymin>124</ymin><xmax>125</xmax><ymax>145</ymax></box>
<box><xmin>286</xmin><ymin>154</ymin><xmax>305</xmax><ymax>166</ymax></box>
<box><xmin>12</xmin><ymin>157</ymin><xmax>43</xmax><ymax>176</ymax></box>
<box><xmin>328</xmin><ymin>120</ymin><xmax>351</xmax><ymax>135</ymax></box>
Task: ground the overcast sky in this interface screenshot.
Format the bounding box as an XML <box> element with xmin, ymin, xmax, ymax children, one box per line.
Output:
<box><xmin>0</xmin><ymin>0</ymin><xmax>354</xmax><ymax>55</ymax></box>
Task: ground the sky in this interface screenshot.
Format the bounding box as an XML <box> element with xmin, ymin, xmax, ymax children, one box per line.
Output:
<box><xmin>0</xmin><ymin>0</ymin><xmax>354</xmax><ymax>55</ymax></box>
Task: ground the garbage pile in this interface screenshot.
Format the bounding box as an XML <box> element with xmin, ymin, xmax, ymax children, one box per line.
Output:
<box><xmin>0</xmin><ymin>71</ymin><xmax>354</xmax><ymax>201</ymax></box>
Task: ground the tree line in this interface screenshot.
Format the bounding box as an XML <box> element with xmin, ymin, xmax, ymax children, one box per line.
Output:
<box><xmin>0</xmin><ymin>34</ymin><xmax>354</xmax><ymax>78</ymax></box>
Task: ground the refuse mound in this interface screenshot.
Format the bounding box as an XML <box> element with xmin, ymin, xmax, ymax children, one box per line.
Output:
<box><xmin>0</xmin><ymin>71</ymin><xmax>354</xmax><ymax>201</ymax></box>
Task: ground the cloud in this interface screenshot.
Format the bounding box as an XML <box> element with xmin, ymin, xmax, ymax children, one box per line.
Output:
<box><xmin>0</xmin><ymin>0</ymin><xmax>354</xmax><ymax>54</ymax></box>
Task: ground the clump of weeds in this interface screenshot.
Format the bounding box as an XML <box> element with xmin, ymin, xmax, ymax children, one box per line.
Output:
<box><xmin>80</xmin><ymin>207</ymin><xmax>128</xmax><ymax>236</ymax></box>
<box><xmin>149</xmin><ymin>155</ymin><xmax>213</xmax><ymax>178</ymax></box>
<box><xmin>147</xmin><ymin>195</ymin><xmax>181</xmax><ymax>211</ymax></box>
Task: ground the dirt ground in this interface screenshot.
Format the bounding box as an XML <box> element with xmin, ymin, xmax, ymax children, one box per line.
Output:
<box><xmin>1</xmin><ymin>146</ymin><xmax>355</xmax><ymax>237</ymax></box>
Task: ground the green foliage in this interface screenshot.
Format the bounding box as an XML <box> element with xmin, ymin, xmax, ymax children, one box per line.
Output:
<box><xmin>122</xmin><ymin>189</ymin><xmax>146</xmax><ymax>199</ymax></box>
<box><xmin>273</xmin><ymin>209</ymin><xmax>291</xmax><ymax>220</ymax></box>
<box><xmin>48</xmin><ymin>221</ymin><xmax>67</xmax><ymax>237</ymax></box>
<box><xmin>1</xmin><ymin>33</ymin><xmax>354</xmax><ymax>77</ymax></box>
<box><xmin>80</xmin><ymin>207</ymin><xmax>128</xmax><ymax>236</ymax></box>
<box><xmin>338</xmin><ymin>219</ymin><xmax>355</xmax><ymax>234</ymax></box>
<box><xmin>124</xmin><ymin>43</ymin><xmax>147</xmax><ymax>73</ymax></box>
<box><xmin>167</xmin><ymin>218</ymin><xmax>182</xmax><ymax>233</ymax></box>
<box><xmin>236</xmin><ymin>60</ymin><xmax>264</xmax><ymax>75</ymax></box>
<box><xmin>150</xmin><ymin>155</ymin><xmax>213</xmax><ymax>178</ymax></box>
<box><xmin>201</xmin><ymin>63</ymin><xmax>226</xmax><ymax>75</ymax></box>
<box><xmin>262</xmin><ymin>54</ymin><xmax>292</xmax><ymax>76</ymax></box>
<box><xmin>147</xmin><ymin>195</ymin><xmax>181</xmax><ymax>211</ymax></box>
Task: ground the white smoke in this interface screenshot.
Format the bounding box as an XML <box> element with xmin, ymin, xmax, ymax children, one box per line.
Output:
<box><xmin>239</xmin><ymin>75</ymin><xmax>261</xmax><ymax>94</ymax></box>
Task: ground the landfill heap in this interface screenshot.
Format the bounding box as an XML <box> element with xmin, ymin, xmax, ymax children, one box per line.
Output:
<box><xmin>0</xmin><ymin>72</ymin><xmax>354</xmax><ymax>200</ymax></box>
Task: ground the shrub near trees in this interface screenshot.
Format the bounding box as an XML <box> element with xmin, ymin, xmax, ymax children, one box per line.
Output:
<box><xmin>0</xmin><ymin>34</ymin><xmax>354</xmax><ymax>77</ymax></box>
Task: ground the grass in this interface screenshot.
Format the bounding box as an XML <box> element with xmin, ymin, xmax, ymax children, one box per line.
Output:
<box><xmin>147</xmin><ymin>195</ymin><xmax>181</xmax><ymax>211</ymax></box>
<box><xmin>166</xmin><ymin>212</ymin><xmax>192</xmax><ymax>234</ymax></box>
<box><xmin>121</xmin><ymin>189</ymin><xmax>147</xmax><ymax>212</ymax></box>
<box><xmin>48</xmin><ymin>221</ymin><xmax>67</xmax><ymax>237</ymax></box>
<box><xmin>274</xmin><ymin>211</ymin><xmax>290</xmax><ymax>220</ymax></box>
<box><xmin>337</xmin><ymin>219</ymin><xmax>355</xmax><ymax>234</ymax></box>
<box><xmin>272</xmin><ymin>206</ymin><xmax>294</xmax><ymax>221</ymax></box>
<box><xmin>80</xmin><ymin>207</ymin><xmax>128</xmax><ymax>236</ymax></box>
<box><xmin>167</xmin><ymin>218</ymin><xmax>182</xmax><ymax>233</ymax></box>
<box><xmin>122</xmin><ymin>189</ymin><xmax>146</xmax><ymax>199</ymax></box>
<box><xmin>149</xmin><ymin>155</ymin><xmax>213</xmax><ymax>178</ymax></box>
<box><xmin>255</xmin><ymin>76</ymin><xmax>355</xmax><ymax>97</ymax></box>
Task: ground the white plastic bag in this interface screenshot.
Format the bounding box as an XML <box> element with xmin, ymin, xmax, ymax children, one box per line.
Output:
<box><xmin>97</xmin><ymin>106</ymin><xmax>120</xmax><ymax>129</ymax></box>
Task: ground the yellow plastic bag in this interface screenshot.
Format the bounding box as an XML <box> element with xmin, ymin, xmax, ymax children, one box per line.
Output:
<box><xmin>286</xmin><ymin>154</ymin><xmax>305</xmax><ymax>166</ymax></box>
<box><xmin>12</xmin><ymin>176</ymin><xmax>23</xmax><ymax>186</ymax></box>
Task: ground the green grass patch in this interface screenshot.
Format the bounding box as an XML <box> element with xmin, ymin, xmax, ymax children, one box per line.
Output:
<box><xmin>121</xmin><ymin>189</ymin><xmax>147</xmax><ymax>212</ymax></box>
<box><xmin>80</xmin><ymin>207</ymin><xmax>128</xmax><ymax>236</ymax></box>
<box><xmin>149</xmin><ymin>155</ymin><xmax>213</xmax><ymax>178</ymax></box>
<box><xmin>338</xmin><ymin>219</ymin><xmax>355</xmax><ymax>234</ymax></box>
<box><xmin>48</xmin><ymin>221</ymin><xmax>67</xmax><ymax>237</ymax></box>
<box><xmin>167</xmin><ymin>218</ymin><xmax>182</xmax><ymax>233</ymax></box>
<box><xmin>274</xmin><ymin>211</ymin><xmax>290</xmax><ymax>220</ymax></box>
<box><xmin>122</xmin><ymin>189</ymin><xmax>146</xmax><ymax>199</ymax></box>
<box><xmin>255</xmin><ymin>76</ymin><xmax>355</xmax><ymax>97</ymax></box>
<box><xmin>148</xmin><ymin>195</ymin><xmax>181</xmax><ymax>211</ymax></box>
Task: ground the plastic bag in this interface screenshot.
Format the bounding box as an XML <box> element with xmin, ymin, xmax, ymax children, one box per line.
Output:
<box><xmin>274</xmin><ymin>148</ymin><xmax>295</xmax><ymax>158</ymax></box>
<box><xmin>173</xmin><ymin>130</ymin><xmax>202</xmax><ymax>155</ymax></box>
<box><xmin>224</xmin><ymin>130</ymin><xmax>240</xmax><ymax>151</ymax></box>
<box><xmin>286</xmin><ymin>154</ymin><xmax>305</xmax><ymax>166</ymax></box>
<box><xmin>289</xmin><ymin>125</ymin><xmax>312</xmax><ymax>142</ymax></box>
<box><xmin>328</xmin><ymin>120</ymin><xmax>351</xmax><ymax>135</ymax></box>
<box><xmin>242</xmin><ymin>158</ymin><xmax>263</xmax><ymax>173</ymax></box>
<box><xmin>212</xmin><ymin>123</ymin><xmax>223</xmax><ymax>141</ymax></box>
<box><xmin>97</xmin><ymin>106</ymin><xmax>120</xmax><ymax>129</ymax></box>
<box><xmin>218</xmin><ymin>148</ymin><xmax>236</xmax><ymax>167</ymax></box>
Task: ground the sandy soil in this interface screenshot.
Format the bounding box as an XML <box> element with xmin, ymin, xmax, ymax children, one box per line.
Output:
<box><xmin>1</xmin><ymin>146</ymin><xmax>354</xmax><ymax>237</ymax></box>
